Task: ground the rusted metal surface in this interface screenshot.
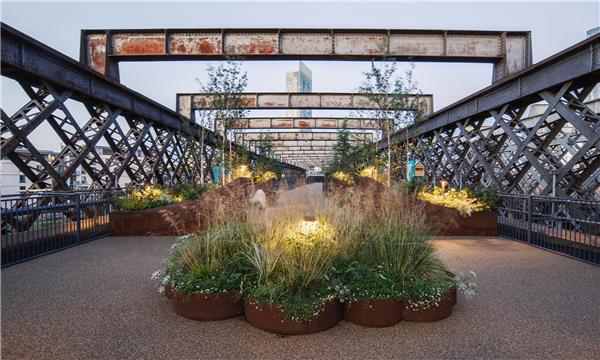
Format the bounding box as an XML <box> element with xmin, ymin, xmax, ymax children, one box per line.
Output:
<box><xmin>178</xmin><ymin>92</ymin><xmax>433</xmax><ymax>118</ymax></box>
<box><xmin>80</xmin><ymin>28</ymin><xmax>532</xmax><ymax>82</ymax></box>
<box><xmin>237</xmin><ymin>132</ymin><xmax>373</xmax><ymax>142</ymax></box>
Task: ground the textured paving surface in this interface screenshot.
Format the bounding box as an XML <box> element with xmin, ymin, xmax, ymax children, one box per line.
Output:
<box><xmin>2</xmin><ymin>236</ymin><xmax>599</xmax><ymax>359</ymax></box>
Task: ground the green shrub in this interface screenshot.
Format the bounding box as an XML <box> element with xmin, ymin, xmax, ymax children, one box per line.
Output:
<box><xmin>114</xmin><ymin>183</ymin><xmax>217</xmax><ymax>211</ymax></box>
<box><xmin>167</xmin><ymin>222</ymin><xmax>252</xmax><ymax>295</ymax></box>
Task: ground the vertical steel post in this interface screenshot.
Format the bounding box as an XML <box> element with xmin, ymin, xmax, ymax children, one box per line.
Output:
<box><xmin>527</xmin><ymin>195</ymin><xmax>532</xmax><ymax>244</ymax></box>
<box><xmin>75</xmin><ymin>193</ymin><xmax>81</xmax><ymax>243</ymax></box>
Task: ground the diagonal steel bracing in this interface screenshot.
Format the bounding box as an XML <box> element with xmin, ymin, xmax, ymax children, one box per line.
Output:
<box><xmin>385</xmin><ymin>34</ymin><xmax>600</xmax><ymax>199</ymax></box>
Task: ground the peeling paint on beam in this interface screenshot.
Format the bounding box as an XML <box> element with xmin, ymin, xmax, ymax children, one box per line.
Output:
<box><xmin>230</xmin><ymin>117</ymin><xmax>381</xmax><ymax>129</ymax></box>
<box><xmin>177</xmin><ymin>92</ymin><xmax>433</xmax><ymax>117</ymax></box>
<box><xmin>237</xmin><ymin>132</ymin><xmax>373</xmax><ymax>141</ymax></box>
<box><xmin>80</xmin><ymin>28</ymin><xmax>532</xmax><ymax>82</ymax></box>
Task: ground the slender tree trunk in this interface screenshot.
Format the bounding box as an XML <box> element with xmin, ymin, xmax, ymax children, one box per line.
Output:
<box><xmin>228</xmin><ymin>130</ymin><xmax>232</xmax><ymax>182</ymax></box>
<box><xmin>387</xmin><ymin>123</ymin><xmax>391</xmax><ymax>187</ymax></box>
<box><xmin>200</xmin><ymin>129</ymin><xmax>205</xmax><ymax>184</ymax></box>
<box><xmin>221</xmin><ymin>130</ymin><xmax>226</xmax><ymax>186</ymax></box>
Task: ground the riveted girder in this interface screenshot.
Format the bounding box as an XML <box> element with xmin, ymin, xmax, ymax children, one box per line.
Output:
<box><xmin>385</xmin><ymin>34</ymin><xmax>600</xmax><ymax>199</ymax></box>
<box><xmin>1</xmin><ymin>23</ymin><xmax>305</xmax><ymax>231</ymax></box>
<box><xmin>236</xmin><ymin>131</ymin><xmax>373</xmax><ymax>142</ymax></box>
<box><xmin>177</xmin><ymin>92</ymin><xmax>433</xmax><ymax>119</ymax></box>
<box><xmin>229</xmin><ymin>117</ymin><xmax>381</xmax><ymax>130</ymax></box>
<box><xmin>80</xmin><ymin>28</ymin><xmax>531</xmax><ymax>82</ymax></box>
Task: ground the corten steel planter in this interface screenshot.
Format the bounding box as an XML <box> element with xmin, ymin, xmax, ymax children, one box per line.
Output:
<box><xmin>109</xmin><ymin>178</ymin><xmax>254</xmax><ymax>236</ymax></box>
<box><xmin>173</xmin><ymin>291</ymin><xmax>243</xmax><ymax>321</ymax></box>
<box><xmin>244</xmin><ymin>298</ymin><xmax>342</xmax><ymax>335</ymax></box>
<box><xmin>164</xmin><ymin>284</ymin><xmax>174</xmax><ymax>299</ymax></box>
<box><xmin>109</xmin><ymin>200</ymin><xmax>202</xmax><ymax>236</ymax></box>
<box><xmin>402</xmin><ymin>287</ymin><xmax>456</xmax><ymax>322</ymax></box>
<box><xmin>344</xmin><ymin>298</ymin><xmax>403</xmax><ymax>327</ymax></box>
<box><xmin>421</xmin><ymin>202</ymin><xmax>498</xmax><ymax>236</ymax></box>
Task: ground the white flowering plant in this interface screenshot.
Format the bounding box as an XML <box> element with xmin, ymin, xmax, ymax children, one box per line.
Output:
<box><xmin>404</xmin><ymin>271</ymin><xmax>477</xmax><ymax>311</ymax></box>
<box><xmin>161</xmin><ymin>223</ymin><xmax>252</xmax><ymax>296</ymax></box>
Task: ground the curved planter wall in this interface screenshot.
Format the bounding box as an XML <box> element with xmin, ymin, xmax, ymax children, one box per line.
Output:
<box><xmin>173</xmin><ymin>291</ymin><xmax>243</xmax><ymax>321</ymax></box>
<box><xmin>244</xmin><ymin>299</ymin><xmax>342</xmax><ymax>335</ymax></box>
<box><xmin>109</xmin><ymin>178</ymin><xmax>254</xmax><ymax>236</ymax></box>
<box><xmin>344</xmin><ymin>298</ymin><xmax>403</xmax><ymax>327</ymax></box>
<box><xmin>421</xmin><ymin>202</ymin><xmax>498</xmax><ymax>236</ymax></box>
<box><xmin>402</xmin><ymin>287</ymin><xmax>456</xmax><ymax>322</ymax></box>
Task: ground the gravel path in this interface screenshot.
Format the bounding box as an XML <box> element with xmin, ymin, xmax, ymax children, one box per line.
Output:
<box><xmin>2</xmin><ymin>236</ymin><xmax>599</xmax><ymax>359</ymax></box>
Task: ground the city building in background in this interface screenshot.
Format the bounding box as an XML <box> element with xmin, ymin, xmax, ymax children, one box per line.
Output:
<box><xmin>286</xmin><ymin>62</ymin><xmax>312</xmax><ymax>117</ymax></box>
<box><xmin>0</xmin><ymin>145</ymin><xmax>144</xmax><ymax>194</ymax></box>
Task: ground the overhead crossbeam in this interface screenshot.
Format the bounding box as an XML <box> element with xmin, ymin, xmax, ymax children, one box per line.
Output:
<box><xmin>80</xmin><ymin>28</ymin><xmax>531</xmax><ymax>82</ymax></box>
<box><xmin>385</xmin><ymin>33</ymin><xmax>600</xmax><ymax>199</ymax></box>
<box><xmin>236</xmin><ymin>132</ymin><xmax>373</xmax><ymax>142</ymax></box>
<box><xmin>230</xmin><ymin>117</ymin><xmax>381</xmax><ymax>129</ymax></box>
<box><xmin>177</xmin><ymin>92</ymin><xmax>433</xmax><ymax>119</ymax></box>
<box><xmin>0</xmin><ymin>23</ymin><xmax>304</xmax><ymax>193</ymax></box>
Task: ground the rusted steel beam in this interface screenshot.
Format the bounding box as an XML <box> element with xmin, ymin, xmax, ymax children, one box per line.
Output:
<box><xmin>177</xmin><ymin>92</ymin><xmax>433</xmax><ymax>118</ymax></box>
<box><xmin>237</xmin><ymin>131</ymin><xmax>373</xmax><ymax>142</ymax></box>
<box><xmin>0</xmin><ymin>22</ymin><xmax>304</xmax><ymax>184</ymax></box>
<box><xmin>259</xmin><ymin>139</ymin><xmax>369</xmax><ymax>148</ymax></box>
<box><xmin>80</xmin><ymin>28</ymin><xmax>532</xmax><ymax>82</ymax></box>
<box><xmin>390</xmin><ymin>33</ymin><xmax>600</xmax><ymax>144</ymax></box>
<box><xmin>230</xmin><ymin>117</ymin><xmax>381</xmax><ymax>129</ymax></box>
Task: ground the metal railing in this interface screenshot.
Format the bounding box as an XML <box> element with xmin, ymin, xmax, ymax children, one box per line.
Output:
<box><xmin>498</xmin><ymin>193</ymin><xmax>600</xmax><ymax>265</ymax></box>
<box><xmin>1</xmin><ymin>189</ymin><xmax>124</xmax><ymax>267</ymax></box>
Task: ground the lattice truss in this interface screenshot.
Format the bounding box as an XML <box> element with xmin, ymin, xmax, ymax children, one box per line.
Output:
<box><xmin>411</xmin><ymin>81</ymin><xmax>600</xmax><ymax>199</ymax></box>
<box><xmin>1</xmin><ymin>80</ymin><xmax>218</xmax><ymax>193</ymax></box>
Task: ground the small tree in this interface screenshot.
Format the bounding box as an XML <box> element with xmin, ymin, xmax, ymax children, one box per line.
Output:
<box><xmin>253</xmin><ymin>138</ymin><xmax>280</xmax><ymax>184</ymax></box>
<box><xmin>196</xmin><ymin>61</ymin><xmax>248</xmax><ymax>186</ymax></box>
<box><xmin>325</xmin><ymin>120</ymin><xmax>370</xmax><ymax>182</ymax></box>
<box><xmin>358</xmin><ymin>62</ymin><xmax>423</xmax><ymax>186</ymax></box>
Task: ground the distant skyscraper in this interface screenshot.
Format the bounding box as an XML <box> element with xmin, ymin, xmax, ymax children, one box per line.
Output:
<box><xmin>286</xmin><ymin>62</ymin><xmax>312</xmax><ymax>117</ymax></box>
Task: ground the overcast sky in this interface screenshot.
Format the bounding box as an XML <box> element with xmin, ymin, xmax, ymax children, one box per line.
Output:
<box><xmin>2</xmin><ymin>1</ymin><xmax>598</xmax><ymax>150</ymax></box>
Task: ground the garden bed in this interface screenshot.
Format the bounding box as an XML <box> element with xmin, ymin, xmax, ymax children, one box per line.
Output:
<box><xmin>244</xmin><ymin>299</ymin><xmax>342</xmax><ymax>335</ymax></box>
<box><xmin>173</xmin><ymin>291</ymin><xmax>242</xmax><ymax>321</ymax></box>
<box><xmin>109</xmin><ymin>178</ymin><xmax>254</xmax><ymax>236</ymax></box>
<box><xmin>421</xmin><ymin>202</ymin><xmax>498</xmax><ymax>236</ymax></box>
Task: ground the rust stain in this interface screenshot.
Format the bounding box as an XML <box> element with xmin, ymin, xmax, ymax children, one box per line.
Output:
<box><xmin>169</xmin><ymin>36</ymin><xmax>221</xmax><ymax>54</ymax></box>
<box><xmin>114</xmin><ymin>35</ymin><xmax>165</xmax><ymax>55</ymax></box>
<box><xmin>241</xmin><ymin>97</ymin><xmax>256</xmax><ymax>107</ymax></box>
<box><xmin>273</xmin><ymin>120</ymin><xmax>293</xmax><ymax>128</ymax></box>
<box><xmin>87</xmin><ymin>35</ymin><xmax>106</xmax><ymax>74</ymax></box>
<box><xmin>320</xmin><ymin>120</ymin><xmax>337</xmax><ymax>128</ymax></box>
<box><xmin>298</xmin><ymin>120</ymin><xmax>310</xmax><ymax>128</ymax></box>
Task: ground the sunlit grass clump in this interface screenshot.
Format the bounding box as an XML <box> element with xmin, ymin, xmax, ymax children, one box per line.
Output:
<box><xmin>154</xmin><ymin>182</ymin><xmax>476</xmax><ymax>322</ymax></box>
<box><xmin>418</xmin><ymin>186</ymin><xmax>489</xmax><ymax>217</ymax></box>
<box><xmin>114</xmin><ymin>184</ymin><xmax>215</xmax><ymax>211</ymax></box>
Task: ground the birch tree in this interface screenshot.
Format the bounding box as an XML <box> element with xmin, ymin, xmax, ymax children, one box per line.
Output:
<box><xmin>196</xmin><ymin>61</ymin><xmax>248</xmax><ymax>186</ymax></box>
<box><xmin>358</xmin><ymin>62</ymin><xmax>423</xmax><ymax>186</ymax></box>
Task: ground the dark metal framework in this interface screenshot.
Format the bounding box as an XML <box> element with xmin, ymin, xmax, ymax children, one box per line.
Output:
<box><xmin>388</xmin><ymin>34</ymin><xmax>600</xmax><ymax>199</ymax></box>
<box><xmin>1</xmin><ymin>23</ymin><xmax>304</xmax><ymax>230</ymax></box>
<box><xmin>498</xmin><ymin>193</ymin><xmax>599</xmax><ymax>265</ymax></box>
<box><xmin>1</xmin><ymin>190</ymin><xmax>119</xmax><ymax>267</ymax></box>
<box><xmin>79</xmin><ymin>28</ymin><xmax>531</xmax><ymax>82</ymax></box>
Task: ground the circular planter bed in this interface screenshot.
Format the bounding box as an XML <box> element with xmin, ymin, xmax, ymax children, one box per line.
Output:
<box><xmin>402</xmin><ymin>287</ymin><xmax>456</xmax><ymax>322</ymax></box>
<box><xmin>344</xmin><ymin>299</ymin><xmax>403</xmax><ymax>327</ymax></box>
<box><xmin>244</xmin><ymin>298</ymin><xmax>342</xmax><ymax>335</ymax></box>
<box><xmin>173</xmin><ymin>291</ymin><xmax>242</xmax><ymax>321</ymax></box>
